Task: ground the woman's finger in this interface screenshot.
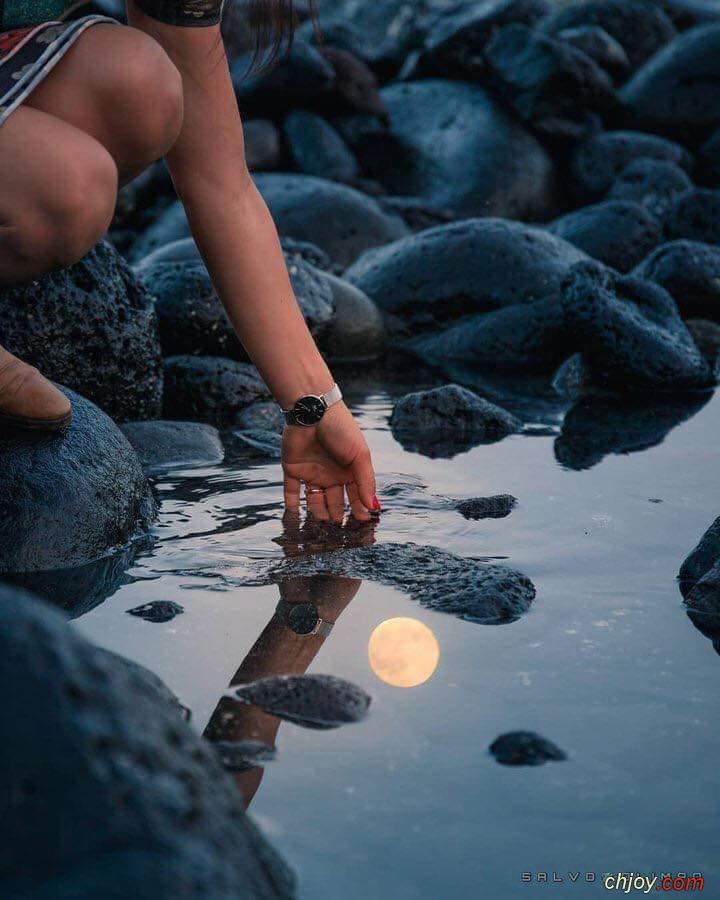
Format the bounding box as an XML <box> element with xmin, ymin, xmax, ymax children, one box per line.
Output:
<box><xmin>346</xmin><ymin>481</ymin><xmax>370</xmax><ymax>522</ymax></box>
<box><xmin>305</xmin><ymin>485</ymin><xmax>330</xmax><ymax>521</ymax></box>
<box><xmin>350</xmin><ymin>445</ymin><xmax>378</xmax><ymax>511</ymax></box>
<box><xmin>283</xmin><ymin>474</ymin><xmax>302</xmax><ymax>511</ymax></box>
<box><xmin>325</xmin><ymin>485</ymin><xmax>346</xmax><ymax>524</ymax></box>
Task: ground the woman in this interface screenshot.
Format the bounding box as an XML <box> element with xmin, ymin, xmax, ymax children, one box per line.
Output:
<box><xmin>0</xmin><ymin>0</ymin><xmax>379</xmax><ymax>522</ymax></box>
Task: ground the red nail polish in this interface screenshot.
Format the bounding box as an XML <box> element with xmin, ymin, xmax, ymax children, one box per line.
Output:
<box><xmin>372</xmin><ymin>495</ymin><xmax>382</xmax><ymax>512</ymax></box>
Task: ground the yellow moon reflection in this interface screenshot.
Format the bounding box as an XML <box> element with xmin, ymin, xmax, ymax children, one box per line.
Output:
<box><xmin>368</xmin><ymin>617</ymin><xmax>440</xmax><ymax>688</ymax></box>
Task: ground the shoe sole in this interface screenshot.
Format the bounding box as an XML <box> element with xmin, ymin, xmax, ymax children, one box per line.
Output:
<box><xmin>0</xmin><ymin>410</ymin><xmax>72</xmax><ymax>433</ymax></box>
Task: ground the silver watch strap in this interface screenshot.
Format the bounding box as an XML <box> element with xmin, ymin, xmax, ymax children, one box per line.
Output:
<box><xmin>321</xmin><ymin>383</ymin><xmax>343</xmax><ymax>409</ymax></box>
<box><xmin>313</xmin><ymin>619</ymin><xmax>334</xmax><ymax>639</ymax></box>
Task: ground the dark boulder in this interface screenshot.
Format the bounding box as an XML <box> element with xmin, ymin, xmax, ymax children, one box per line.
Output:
<box><xmin>0</xmin><ymin>388</ymin><xmax>154</xmax><ymax>575</ymax></box>
<box><xmin>283</xmin><ymin>110</ymin><xmax>360</xmax><ymax>182</ymax></box>
<box><xmin>0</xmin><ymin>241</ymin><xmax>162</xmax><ymax>422</ymax></box>
<box><xmin>698</xmin><ymin>127</ymin><xmax>720</xmax><ymax>185</ymax></box>
<box><xmin>314</xmin><ymin>272</ymin><xmax>385</xmax><ymax>362</ymax></box>
<box><xmin>271</xmin><ymin>541</ymin><xmax>536</xmax><ymax>625</ymax></box>
<box><xmin>557</xmin><ymin>25</ymin><xmax>630</xmax><ymax>80</ymax></box>
<box><xmin>489</xmin><ymin>731</ymin><xmax>567</xmax><ymax>766</ymax></box>
<box><xmin>390</xmin><ymin>384</ymin><xmax>522</xmax><ymax>457</ymax></box>
<box><xmin>558</xmin><ymin>260</ymin><xmax>713</xmax><ymax>389</ymax></box>
<box><xmin>484</xmin><ymin>24</ymin><xmax>618</xmax><ymax>141</ymax></box>
<box><xmin>685</xmin><ymin>562</ymin><xmax>720</xmax><ymax>616</ymax></box>
<box><xmin>0</xmin><ymin>584</ymin><xmax>294</xmax><ymax>899</ymax></box>
<box><xmin>666</xmin><ymin>188</ymin><xmax>720</xmax><ymax>244</ymax></box>
<box><xmin>571</xmin><ymin>130</ymin><xmax>693</xmax><ymax>198</ymax></box>
<box><xmin>607</xmin><ymin>158</ymin><xmax>693</xmax><ymax>218</ymax></box>
<box><xmin>455</xmin><ymin>495</ymin><xmax>518</xmax><ymax>520</ymax></box>
<box><xmin>632</xmin><ymin>240</ymin><xmax>720</xmax><ymax>320</ymax></box>
<box><xmin>127</xmin><ymin>600</ymin><xmax>185</xmax><ymax>623</ymax></box>
<box><xmin>548</xmin><ymin>200</ymin><xmax>663</xmax><ymax>272</ymax></box>
<box><xmin>620</xmin><ymin>24</ymin><xmax>720</xmax><ymax>143</ymax></box>
<box><xmin>341</xmin><ymin>80</ymin><xmax>558</xmax><ymax>220</ymax></box>
<box><xmin>686</xmin><ymin>318</ymin><xmax>720</xmax><ymax>376</ymax></box>
<box><xmin>345</xmin><ymin>218</ymin><xmax>587</xmax><ymax>333</ymax></box>
<box><xmin>653</xmin><ymin>0</ymin><xmax>720</xmax><ymax>30</ymax></box>
<box><xmin>377</xmin><ymin>196</ymin><xmax>454</xmax><ymax>232</ymax></box>
<box><xmin>314</xmin><ymin>45</ymin><xmax>389</xmax><ymax>122</ymax></box>
<box><xmin>243</xmin><ymin>119</ymin><xmax>283</xmax><ymax>171</ymax></box>
<box><xmin>540</xmin><ymin>0</ymin><xmax>676</xmax><ymax>71</ymax></box>
<box><xmin>679</xmin><ymin>516</ymin><xmax>720</xmax><ymax>589</ymax></box>
<box><xmin>121</xmin><ymin>420</ymin><xmax>225</xmax><ymax>470</ymax></box>
<box><xmin>163</xmin><ymin>356</ymin><xmax>270</xmax><ymax>428</ymax></box>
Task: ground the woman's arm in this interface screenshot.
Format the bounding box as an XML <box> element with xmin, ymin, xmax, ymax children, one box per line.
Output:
<box><xmin>126</xmin><ymin>3</ymin><xmax>378</xmax><ymax>520</ymax></box>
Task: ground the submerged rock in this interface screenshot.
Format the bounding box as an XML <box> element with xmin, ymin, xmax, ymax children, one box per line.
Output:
<box><xmin>548</xmin><ymin>200</ymin><xmax>663</xmax><ymax>272</ymax></box>
<box><xmin>271</xmin><ymin>541</ymin><xmax>536</xmax><ymax>624</ymax></box>
<box><xmin>607</xmin><ymin>158</ymin><xmax>692</xmax><ymax>218</ymax></box>
<box><xmin>620</xmin><ymin>24</ymin><xmax>720</xmax><ymax>142</ymax></box>
<box><xmin>0</xmin><ymin>241</ymin><xmax>162</xmax><ymax>422</ymax></box>
<box><xmin>632</xmin><ymin>240</ymin><xmax>720</xmax><ymax>320</ymax></box>
<box><xmin>540</xmin><ymin>0</ymin><xmax>676</xmax><ymax>71</ymax></box>
<box><xmin>127</xmin><ymin>600</ymin><xmax>185</xmax><ymax>623</ymax></box>
<box><xmin>0</xmin><ymin>389</ymin><xmax>154</xmax><ymax>574</ymax></box>
<box><xmin>224</xmin><ymin>429</ymin><xmax>283</xmax><ymax>460</ymax></box>
<box><xmin>455</xmin><ymin>495</ymin><xmax>518</xmax><ymax>520</ymax></box>
<box><xmin>390</xmin><ymin>384</ymin><xmax>522</xmax><ymax>457</ymax></box>
<box><xmin>571</xmin><ymin>130</ymin><xmax>693</xmax><ymax>197</ymax></box>
<box><xmin>345</xmin><ymin>219</ymin><xmax>587</xmax><ymax>333</ymax></box>
<box><xmin>489</xmin><ymin>731</ymin><xmax>567</xmax><ymax>766</ymax></box>
<box><xmin>212</xmin><ymin>740</ymin><xmax>277</xmax><ymax>773</ymax></box>
<box><xmin>121</xmin><ymin>420</ymin><xmax>225</xmax><ymax>470</ymax></box>
<box><xmin>163</xmin><ymin>356</ymin><xmax>270</xmax><ymax>428</ymax></box>
<box><xmin>342</xmin><ymin>80</ymin><xmax>558</xmax><ymax>220</ymax></box>
<box><xmin>558</xmin><ymin>261</ymin><xmax>713</xmax><ymax>390</ymax></box>
<box><xmin>0</xmin><ymin>585</ymin><xmax>294</xmax><ymax>899</ymax></box>
<box><xmin>234</xmin><ymin>674</ymin><xmax>371</xmax><ymax>729</ymax></box>
<box><xmin>666</xmin><ymin>188</ymin><xmax>720</xmax><ymax>244</ymax></box>
<box><xmin>236</xmin><ymin>401</ymin><xmax>285</xmax><ymax>434</ymax></box>
<box><xmin>485</xmin><ymin>24</ymin><xmax>617</xmax><ymax>141</ymax></box>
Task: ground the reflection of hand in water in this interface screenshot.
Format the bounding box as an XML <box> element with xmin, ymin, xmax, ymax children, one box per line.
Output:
<box><xmin>203</xmin><ymin>511</ymin><xmax>377</xmax><ymax>805</ymax></box>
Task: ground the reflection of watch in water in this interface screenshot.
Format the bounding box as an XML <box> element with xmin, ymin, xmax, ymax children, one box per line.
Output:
<box><xmin>275</xmin><ymin>599</ymin><xmax>334</xmax><ymax>638</ymax></box>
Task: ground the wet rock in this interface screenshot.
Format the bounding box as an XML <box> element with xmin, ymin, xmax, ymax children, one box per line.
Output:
<box><xmin>685</xmin><ymin>562</ymin><xmax>720</xmax><ymax>616</ymax></box>
<box><xmin>280</xmin><ymin>238</ymin><xmax>332</xmax><ymax>271</ymax></box>
<box><xmin>137</xmin><ymin>253</ymin><xmax>335</xmax><ymax>358</ymax></box>
<box><xmin>315</xmin><ymin>272</ymin><xmax>385</xmax><ymax>362</ymax></box>
<box><xmin>678</xmin><ymin>515</ymin><xmax>720</xmax><ymax>590</ymax></box>
<box><xmin>377</xmin><ymin>196</ymin><xmax>454</xmax><ymax>232</ymax></box>
<box><xmin>235</xmin><ymin>674</ymin><xmax>371</xmax><ymax>729</ymax></box>
<box><xmin>489</xmin><ymin>731</ymin><xmax>567</xmax><ymax>766</ymax></box>
<box><xmin>163</xmin><ymin>356</ymin><xmax>270</xmax><ymax>428</ymax></box>
<box><xmin>0</xmin><ymin>241</ymin><xmax>162</xmax><ymax>422</ymax></box>
<box><xmin>687</xmin><ymin>319</ymin><xmax>720</xmax><ymax>376</ymax></box>
<box><xmin>236</xmin><ymin>401</ymin><xmax>285</xmax><ymax>433</ymax></box>
<box><xmin>0</xmin><ymin>389</ymin><xmax>154</xmax><ymax>575</ymax></box>
<box><xmin>132</xmin><ymin>176</ymin><xmax>408</xmax><ymax>268</ymax></box>
<box><xmin>271</xmin><ymin>541</ymin><xmax>536</xmax><ymax>624</ymax></box>
<box><xmin>345</xmin><ymin>219</ymin><xmax>587</xmax><ymax>333</ymax></box>
<box><xmin>407</xmin><ymin>0</ymin><xmax>550</xmax><ymax>81</ymax></box>
<box><xmin>620</xmin><ymin>24</ymin><xmax>720</xmax><ymax>143</ymax></box>
<box><xmin>212</xmin><ymin>740</ymin><xmax>276</xmax><ymax>773</ymax></box>
<box><xmin>121</xmin><ymin>420</ymin><xmax>225</xmax><ymax>470</ymax></box>
<box><xmin>243</xmin><ymin>119</ymin><xmax>283</xmax><ymax>171</ymax></box>
<box><xmin>485</xmin><ymin>24</ymin><xmax>617</xmax><ymax>141</ymax></box>
<box><xmin>224</xmin><ymin>429</ymin><xmax>283</xmax><ymax>459</ymax></box>
<box><xmin>456</xmin><ymin>495</ymin><xmax>517</xmax><ymax>520</ymax></box>
<box><xmin>653</xmin><ymin>0</ymin><xmax>720</xmax><ymax>29</ymax></box>
<box><xmin>0</xmin><ymin>584</ymin><xmax>294</xmax><ymax>899</ymax></box>
<box><xmin>127</xmin><ymin>600</ymin><xmax>185</xmax><ymax>623</ymax></box>
<box><xmin>632</xmin><ymin>240</ymin><xmax>720</xmax><ymax>320</ymax></box>
<box><xmin>283</xmin><ymin>110</ymin><xmax>359</xmax><ymax>182</ymax></box>
<box><xmin>697</xmin><ymin>128</ymin><xmax>720</xmax><ymax>185</ymax></box>
<box><xmin>549</xmin><ymin>200</ymin><xmax>663</xmax><ymax>272</ymax></box>
<box><xmin>554</xmin><ymin>390</ymin><xmax>708</xmax><ymax>469</ymax></box>
<box><xmin>572</xmin><ymin>130</ymin><xmax>693</xmax><ymax>198</ymax></box>
<box><xmin>409</xmin><ymin>294</ymin><xmax>571</xmax><ymax>373</ymax></box>
<box><xmin>390</xmin><ymin>384</ymin><xmax>522</xmax><ymax>458</ymax></box>
<box><xmin>342</xmin><ymin>80</ymin><xmax>558</xmax><ymax>220</ymax></box>
<box><xmin>557</xmin><ymin>25</ymin><xmax>630</xmax><ymax>80</ymax></box>
<box><xmin>666</xmin><ymin>188</ymin><xmax>720</xmax><ymax>244</ymax></box>
<box><xmin>558</xmin><ymin>261</ymin><xmax>713</xmax><ymax>390</ymax></box>
<box><xmin>607</xmin><ymin>159</ymin><xmax>692</xmax><ymax>218</ymax></box>
<box><xmin>540</xmin><ymin>0</ymin><xmax>676</xmax><ymax>71</ymax></box>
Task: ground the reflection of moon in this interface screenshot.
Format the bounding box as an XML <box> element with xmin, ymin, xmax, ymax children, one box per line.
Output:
<box><xmin>368</xmin><ymin>617</ymin><xmax>440</xmax><ymax>688</ymax></box>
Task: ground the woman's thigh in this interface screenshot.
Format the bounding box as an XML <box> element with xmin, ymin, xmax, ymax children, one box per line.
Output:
<box><xmin>26</xmin><ymin>23</ymin><xmax>183</xmax><ymax>181</ymax></box>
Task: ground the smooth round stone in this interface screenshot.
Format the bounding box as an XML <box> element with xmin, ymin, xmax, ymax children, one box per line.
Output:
<box><xmin>283</xmin><ymin>110</ymin><xmax>359</xmax><ymax>182</ymax></box>
<box><xmin>666</xmin><ymin>188</ymin><xmax>720</xmax><ymax>244</ymax></box>
<box><xmin>632</xmin><ymin>239</ymin><xmax>720</xmax><ymax>320</ymax></box>
<box><xmin>607</xmin><ymin>158</ymin><xmax>693</xmax><ymax>218</ymax></box>
<box><xmin>315</xmin><ymin>272</ymin><xmax>385</xmax><ymax>362</ymax></box>
<box><xmin>121</xmin><ymin>420</ymin><xmax>225</xmax><ymax>470</ymax></box>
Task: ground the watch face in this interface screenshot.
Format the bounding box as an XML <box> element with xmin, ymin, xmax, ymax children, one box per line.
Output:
<box><xmin>287</xmin><ymin>602</ymin><xmax>320</xmax><ymax>635</ymax></box>
<box><xmin>292</xmin><ymin>395</ymin><xmax>326</xmax><ymax>426</ymax></box>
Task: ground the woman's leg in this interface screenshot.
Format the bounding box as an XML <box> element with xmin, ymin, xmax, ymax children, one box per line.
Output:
<box><xmin>27</xmin><ymin>23</ymin><xmax>184</xmax><ymax>183</ymax></box>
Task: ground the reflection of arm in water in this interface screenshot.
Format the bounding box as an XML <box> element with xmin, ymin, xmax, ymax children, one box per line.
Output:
<box><xmin>203</xmin><ymin>573</ymin><xmax>361</xmax><ymax>805</ymax></box>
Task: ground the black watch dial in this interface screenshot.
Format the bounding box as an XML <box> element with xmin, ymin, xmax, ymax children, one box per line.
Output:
<box><xmin>291</xmin><ymin>395</ymin><xmax>326</xmax><ymax>426</ymax></box>
<box><xmin>287</xmin><ymin>602</ymin><xmax>320</xmax><ymax>635</ymax></box>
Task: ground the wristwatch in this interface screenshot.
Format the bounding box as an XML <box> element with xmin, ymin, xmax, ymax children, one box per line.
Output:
<box><xmin>283</xmin><ymin>383</ymin><xmax>343</xmax><ymax>427</ymax></box>
<box><xmin>275</xmin><ymin>599</ymin><xmax>334</xmax><ymax>638</ymax></box>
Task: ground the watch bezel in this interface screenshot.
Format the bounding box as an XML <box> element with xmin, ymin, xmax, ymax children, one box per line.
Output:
<box><xmin>286</xmin><ymin>602</ymin><xmax>321</xmax><ymax>635</ymax></box>
<box><xmin>288</xmin><ymin>394</ymin><xmax>327</xmax><ymax>427</ymax></box>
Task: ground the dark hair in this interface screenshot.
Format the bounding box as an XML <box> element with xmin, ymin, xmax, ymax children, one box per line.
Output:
<box><xmin>247</xmin><ymin>0</ymin><xmax>317</xmax><ymax>68</ymax></box>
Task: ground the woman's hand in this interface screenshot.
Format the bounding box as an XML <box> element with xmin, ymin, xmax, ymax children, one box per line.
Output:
<box><xmin>282</xmin><ymin>403</ymin><xmax>380</xmax><ymax>522</ymax></box>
